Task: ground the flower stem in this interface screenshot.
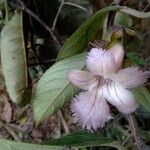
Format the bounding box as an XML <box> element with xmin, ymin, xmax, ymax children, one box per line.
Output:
<box><xmin>127</xmin><ymin>113</ymin><xmax>143</xmax><ymax>150</ymax></box>
<box><xmin>4</xmin><ymin>0</ymin><xmax>9</xmax><ymax>22</ymax></box>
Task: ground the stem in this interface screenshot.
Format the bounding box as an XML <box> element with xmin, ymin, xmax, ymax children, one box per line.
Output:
<box><xmin>52</xmin><ymin>0</ymin><xmax>64</xmax><ymax>31</ymax></box>
<box><xmin>4</xmin><ymin>0</ymin><xmax>9</xmax><ymax>22</ymax></box>
<box><xmin>102</xmin><ymin>14</ymin><xmax>108</xmax><ymax>39</ymax></box>
<box><xmin>17</xmin><ymin>0</ymin><xmax>61</xmax><ymax>50</ymax></box>
<box><xmin>127</xmin><ymin>114</ymin><xmax>143</xmax><ymax>150</ymax></box>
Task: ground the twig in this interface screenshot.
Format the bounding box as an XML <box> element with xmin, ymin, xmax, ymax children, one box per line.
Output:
<box><xmin>58</xmin><ymin>110</ymin><xmax>70</xmax><ymax>134</ymax></box>
<box><xmin>52</xmin><ymin>0</ymin><xmax>64</xmax><ymax>31</ymax></box>
<box><xmin>127</xmin><ymin>113</ymin><xmax>143</xmax><ymax>150</ymax></box>
<box><xmin>17</xmin><ymin>0</ymin><xmax>61</xmax><ymax>50</ymax></box>
<box><xmin>0</xmin><ymin>120</ymin><xmax>21</xmax><ymax>142</ymax></box>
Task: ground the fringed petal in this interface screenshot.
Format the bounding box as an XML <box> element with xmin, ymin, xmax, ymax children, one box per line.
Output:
<box><xmin>68</xmin><ymin>69</ymin><xmax>98</xmax><ymax>91</ymax></box>
<box><xmin>103</xmin><ymin>82</ymin><xmax>138</xmax><ymax>114</ymax></box>
<box><xmin>71</xmin><ymin>90</ymin><xmax>112</xmax><ymax>130</ymax></box>
<box><xmin>109</xmin><ymin>44</ymin><xmax>124</xmax><ymax>70</ymax></box>
<box><xmin>86</xmin><ymin>48</ymin><xmax>117</xmax><ymax>76</ymax></box>
<box><xmin>109</xmin><ymin>67</ymin><xmax>150</xmax><ymax>89</ymax></box>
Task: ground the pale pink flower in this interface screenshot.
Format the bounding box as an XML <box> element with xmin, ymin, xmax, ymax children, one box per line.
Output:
<box><xmin>68</xmin><ymin>44</ymin><xmax>150</xmax><ymax>130</ymax></box>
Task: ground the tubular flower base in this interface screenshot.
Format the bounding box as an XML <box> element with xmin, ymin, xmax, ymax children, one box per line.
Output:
<box><xmin>68</xmin><ymin>44</ymin><xmax>150</xmax><ymax>130</ymax></box>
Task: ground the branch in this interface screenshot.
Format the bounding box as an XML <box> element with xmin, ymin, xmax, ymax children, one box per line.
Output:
<box><xmin>17</xmin><ymin>0</ymin><xmax>61</xmax><ymax>50</ymax></box>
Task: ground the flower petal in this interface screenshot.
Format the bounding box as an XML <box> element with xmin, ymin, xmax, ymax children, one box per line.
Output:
<box><xmin>68</xmin><ymin>69</ymin><xmax>98</xmax><ymax>90</ymax></box>
<box><xmin>109</xmin><ymin>67</ymin><xmax>150</xmax><ymax>89</ymax></box>
<box><xmin>109</xmin><ymin>44</ymin><xmax>124</xmax><ymax>70</ymax></box>
<box><xmin>103</xmin><ymin>82</ymin><xmax>138</xmax><ymax>114</ymax></box>
<box><xmin>71</xmin><ymin>90</ymin><xmax>112</xmax><ymax>130</ymax></box>
<box><xmin>86</xmin><ymin>48</ymin><xmax>117</xmax><ymax>76</ymax></box>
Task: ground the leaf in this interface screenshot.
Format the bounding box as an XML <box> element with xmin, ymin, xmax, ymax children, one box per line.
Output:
<box><xmin>57</xmin><ymin>6</ymin><xmax>119</xmax><ymax>60</ymax></box>
<box><xmin>120</xmin><ymin>6</ymin><xmax>150</xmax><ymax>18</ymax></box>
<box><xmin>126</xmin><ymin>52</ymin><xmax>145</xmax><ymax>65</ymax></box>
<box><xmin>114</xmin><ymin>12</ymin><xmax>132</xmax><ymax>28</ymax></box>
<box><xmin>46</xmin><ymin>131</ymin><xmax>125</xmax><ymax>150</ymax></box>
<box><xmin>132</xmin><ymin>87</ymin><xmax>150</xmax><ymax>112</ymax></box>
<box><xmin>32</xmin><ymin>53</ymin><xmax>86</xmax><ymax>124</ymax></box>
<box><xmin>137</xmin><ymin>107</ymin><xmax>150</xmax><ymax>119</ymax></box>
<box><xmin>0</xmin><ymin>139</ymin><xmax>61</xmax><ymax>150</ymax></box>
<box><xmin>126</xmin><ymin>36</ymin><xmax>142</xmax><ymax>52</ymax></box>
<box><xmin>1</xmin><ymin>11</ymin><xmax>28</xmax><ymax>104</ymax></box>
<box><xmin>140</xmin><ymin>130</ymin><xmax>150</xmax><ymax>142</ymax></box>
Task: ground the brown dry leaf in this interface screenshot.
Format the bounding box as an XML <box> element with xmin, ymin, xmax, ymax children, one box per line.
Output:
<box><xmin>1</xmin><ymin>95</ymin><xmax>12</xmax><ymax>123</ymax></box>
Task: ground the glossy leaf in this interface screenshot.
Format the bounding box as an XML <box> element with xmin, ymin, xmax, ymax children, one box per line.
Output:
<box><xmin>46</xmin><ymin>131</ymin><xmax>125</xmax><ymax>150</ymax></box>
<box><xmin>32</xmin><ymin>53</ymin><xmax>86</xmax><ymax>124</ymax></box>
<box><xmin>0</xmin><ymin>139</ymin><xmax>61</xmax><ymax>150</ymax></box>
<box><xmin>1</xmin><ymin>11</ymin><xmax>28</xmax><ymax>104</ymax></box>
<box><xmin>57</xmin><ymin>6</ymin><xmax>119</xmax><ymax>60</ymax></box>
<box><xmin>132</xmin><ymin>87</ymin><xmax>150</xmax><ymax>112</ymax></box>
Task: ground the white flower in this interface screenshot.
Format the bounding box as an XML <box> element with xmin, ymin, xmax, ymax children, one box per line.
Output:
<box><xmin>68</xmin><ymin>44</ymin><xmax>150</xmax><ymax>130</ymax></box>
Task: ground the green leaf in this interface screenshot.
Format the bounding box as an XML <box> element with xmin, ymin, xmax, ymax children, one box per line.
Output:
<box><xmin>126</xmin><ymin>36</ymin><xmax>142</xmax><ymax>52</ymax></box>
<box><xmin>114</xmin><ymin>12</ymin><xmax>132</xmax><ymax>28</ymax></box>
<box><xmin>132</xmin><ymin>87</ymin><xmax>150</xmax><ymax>112</ymax></box>
<box><xmin>57</xmin><ymin>6</ymin><xmax>119</xmax><ymax>60</ymax></box>
<box><xmin>140</xmin><ymin>130</ymin><xmax>150</xmax><ymax>142</ymax></box>
<box><xmin>137</xmin><ymin>107</ymin><xmax>150</xmax><ymax>119</ymax></box>
<box><xmin>0</xmin><ymin>139</ymin><xmax>61</xmax><ymax>150</ymax></box>
<box><xmin>1</xmin><ymin>11</ymin><xmax>29</xmax><ymax>105</ymax></box>
<box><xmin>126</xmin><ymin>52</ymin><xmax>145</xmax><ymax>65</ymax></box>
<box><xmin>46</xmin><ymin>131</ymin><xmax>125</xmax><ymax>150</ymax></box>
<box><xmin>32</xmin><ymin>53</ymin><xmax>86</xmax><ymax>124</ymax></box>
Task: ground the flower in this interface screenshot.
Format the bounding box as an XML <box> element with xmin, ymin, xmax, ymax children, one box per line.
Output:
<box><xmin>68</xmin><ymin>44</ymin><xmax>150</xmax><ymax>130</ymax></box>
